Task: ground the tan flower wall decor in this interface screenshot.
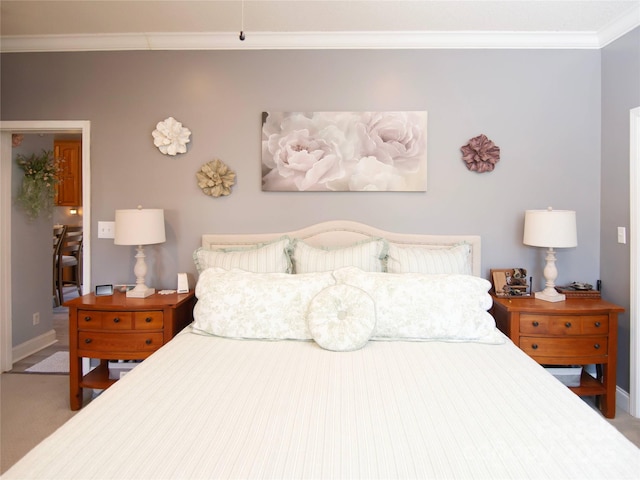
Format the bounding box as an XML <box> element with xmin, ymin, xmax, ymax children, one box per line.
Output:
<box><xmin>461</xmin><ymin>134</ymin><xmax>500</xmax><ymax>173</ymax></box>
<box><xmin>197</xmin><ymin>159</ymin><xmax>236</xmax><ymax>197</ymax></box>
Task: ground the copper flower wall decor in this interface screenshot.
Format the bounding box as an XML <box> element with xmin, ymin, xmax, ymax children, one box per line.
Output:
<box><xmin>196</xmin><ymin>158</ymin><xmax>236</xmax><ymax>197</ymax></box>
<box><xmin>461</xmin><ymin>134</ymin><xmax>500</xmax><ymax>173</ymax></box>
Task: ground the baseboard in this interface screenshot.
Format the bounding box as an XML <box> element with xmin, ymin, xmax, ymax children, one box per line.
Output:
<box><xmin>11</xmin><ymin>330</ymin><xmax>58</xmax><ymax>364</ymax></box>
<box><xmin>617</xmin><ymin>385</ymin><xmax>631</xmax><ymax>414</ymax></box>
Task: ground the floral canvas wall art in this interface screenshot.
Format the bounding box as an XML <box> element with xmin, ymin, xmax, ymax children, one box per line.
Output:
<box><xmin>261</xmin><ymin>111</ymin><xmax>427</xmax><ymax>191</ymax></box>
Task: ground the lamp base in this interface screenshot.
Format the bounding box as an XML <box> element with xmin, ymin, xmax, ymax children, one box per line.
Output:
<box><xmin>126</xmin><ymin>286</ymin><xmax>155</xmax><ymax>298</ymax></box>
<box><xmin>534</xmin><ymin>289</ymin><xmax>566</xmax><ymax>302</ymax></box>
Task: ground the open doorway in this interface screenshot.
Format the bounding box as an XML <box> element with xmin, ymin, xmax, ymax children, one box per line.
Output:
<box><xmin>0</xmin><ymin>121</ymin><xmax>91</xmax><ymax>372</ymax></box>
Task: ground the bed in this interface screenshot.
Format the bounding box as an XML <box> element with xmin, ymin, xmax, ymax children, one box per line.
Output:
<box><xmin>4</xmin><ymin>220</ymin><xmax>639</xmax><ymax>479</ymax></box>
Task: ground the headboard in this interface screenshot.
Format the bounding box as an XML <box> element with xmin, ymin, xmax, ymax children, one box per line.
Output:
<box><xmin>202</xmin><ymin>220</ymin><xmax>481</xmax><ymax>276</ymax></box>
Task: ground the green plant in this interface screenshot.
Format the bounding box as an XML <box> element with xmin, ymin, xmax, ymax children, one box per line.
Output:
<box><xmin>15</xmin><ymin>149</ymin><xmax>61</xmax><ymax>220</ymax></box>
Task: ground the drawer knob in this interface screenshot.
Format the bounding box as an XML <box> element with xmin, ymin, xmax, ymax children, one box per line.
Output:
<box><xmin>532</xmin><ymin>321</ymin><xmax>539</xmax><ymax>327</ymax></box>
<box><xmin>145</xmin><ymin>317</ymin><xmax>152</xmax><ymax>323</ymax></box>
<box><xmin>594</xmin><ymin>343</ymin><xmax>601</xmax><ymax>349</ymax></box>
<box><xmin>565</xmin><ymin>322</ymin><xmax>572</xmax><ymax>328</ymax></box>
<box><xmin>532</xmin><ymin>343</ymin><xmax>539</xmax><ymax>350</ymax></box>
<box><xmin>113</xmin><ymin>317</ymin><xmax>120</xmax><ymax>323</ymax></box>
<box><xmin>594</xmin><ymin>321</ymin><xmax>601</xmax><ymax>327</ymax></box>
<box><xmin>84</xmin><ymin>316</ymin><xmax>91</xmax><ymax>322</ymax></box>
<box><xmin>145</xmin><ymin>339</ymin><xmax>152</xmax><ymax>345</ymax></box>
<box><xmin>84</xmin><ymin>338</ymin><xmax>92</xmax><ymax>344</ymax></box>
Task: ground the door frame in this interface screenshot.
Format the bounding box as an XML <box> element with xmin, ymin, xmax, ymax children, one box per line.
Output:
<box><xmin>630</xmin><ymin>106</ymin><xmax>640</xmax><ymax>417</ymax></box>
<box><xmin>0</xmin><ymin>120</ymin><xmax>91</xmax><ymax>372</ymax></box>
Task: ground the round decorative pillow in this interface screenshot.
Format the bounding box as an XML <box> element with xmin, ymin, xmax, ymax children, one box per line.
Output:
<box><xmin>307</xmin><ymin>284</ymin><xmax>376</xmax><ymax>352</ymax></box>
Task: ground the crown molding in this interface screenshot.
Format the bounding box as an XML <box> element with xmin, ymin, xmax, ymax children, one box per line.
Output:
<box><xmin>0</xmin><ymin>30</ymin><xmax>606</xmax><ymax>53</ymax></box>
<box><xmin>598</xmin><ymin>2</ymin><xmax>640</xmax><ymax>47</ymax></box>
<box><xmin>1</xmin><ymin>2</ymin><xmax>637</xmax><ymax>53</ymax></box>
<box><xmin>2</xmin><ymin>17</ymin><xmax>638</xmax><ymax>54</ymax></box>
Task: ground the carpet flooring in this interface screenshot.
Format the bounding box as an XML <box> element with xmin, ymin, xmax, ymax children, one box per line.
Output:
<box><xmin>1</xmin><ymin>373</ymin><xmax>79</xmax><ymax>473</ymax></box>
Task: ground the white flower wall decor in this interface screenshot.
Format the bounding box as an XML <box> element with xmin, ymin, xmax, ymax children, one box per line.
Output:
<box><xmin>152</xmin><ymin>117</ymin><xmax>191</xmax><ymax>156</ymax></box>
<box><xmin>197</xmin><ymin>159</ymin><xmax>236</xmax><ymax>197</ymax></box>
<box><xmin>261</xmin><ymin>111</ymin><xmax>428</xmax><ymax>192</ymax></box>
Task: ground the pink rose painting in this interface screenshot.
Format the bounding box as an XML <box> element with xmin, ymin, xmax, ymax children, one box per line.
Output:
<box><xmin>262</xmin><ymin>111</ymin><xmax>428</xmax><ymax>191</ymax></box>
<box><xmin>461</xmin><ymin>134</ymin><xmax>500</xmax><ymax>173</ymax></box>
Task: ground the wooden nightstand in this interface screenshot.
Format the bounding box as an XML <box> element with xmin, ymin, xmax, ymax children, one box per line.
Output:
<box><xmin>66</xmin><ymin>290</ymin><xmax>196</xmax><ymax>410</ymax></box>
<box><xmin>491</xmin><ymin>296</ymin><xmax>624</xmax><ymax>418</ymax></box>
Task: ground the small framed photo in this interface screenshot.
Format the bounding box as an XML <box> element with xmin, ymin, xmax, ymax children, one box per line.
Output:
<box><xmin>95</xmin><ymin>284</ymin><xmax>114</xmax><ymax>296</ymax></box>
<box><xmin>490</xmin><ymin>268</ymin><xmax>530</xmax><ymax>297</ymax></box>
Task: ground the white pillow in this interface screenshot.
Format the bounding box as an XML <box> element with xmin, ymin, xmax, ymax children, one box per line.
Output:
<box><xmin>291</xmin><ymin>238</ymin><xmax>387</xmax><ymax>273</ymax></box>
<box><xmin>193</xmin><ymin>236</ymin><xmax>292</xmax><ymax>274</ymax></box>
<box><xmin>193</xmin><ymin>268</ymin><xmax>335</xmax><ymax>340</ymax></box>
<box><xmin>333</xmin><ymin>267</ymin><xmax>503</xmax><ymax>344</ymax></box>
<box><xmin>386</xmin><ymin>243</ymin><xmax>472</xmax><ymax>274</ymax></box>
<box><xmin>307</xmin><ymin>285</ymin><xmax>376</xmax><ymax>352</ymax></box>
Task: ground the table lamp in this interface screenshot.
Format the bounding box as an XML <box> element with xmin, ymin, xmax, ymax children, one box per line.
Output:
<box><xmin>523</xmin><ymin>207</ymin><xmax>577</xmax><ymax>302</ymax></box>
<box><xmin>114</xmin><ymin>206</ymin><xmax>166</xmax><ymax>298</ymax></box>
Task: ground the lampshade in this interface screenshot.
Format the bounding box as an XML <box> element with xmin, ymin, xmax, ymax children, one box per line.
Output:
<box><xmin>114</xmin><ymin>208</ymin><xmax>166</xmax><ymax>246</ymax></box>
<box><xmin>523</xmin><ymin>209</ymin><xmax>577</xmax><ymax>248</ymax></box>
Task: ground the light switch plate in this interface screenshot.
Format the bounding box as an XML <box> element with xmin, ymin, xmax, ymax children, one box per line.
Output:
<box><xmin>98</xmin><ymin>221</ymin><xmax>115</xmax><ymax>239</ymax></box>
<box><xmin>617</xmin><ymin>226</ymin><xmax>626</xmax><ymax>244</ymax></box>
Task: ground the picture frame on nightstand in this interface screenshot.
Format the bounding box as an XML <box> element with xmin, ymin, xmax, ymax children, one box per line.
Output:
<box><xmin>490</xmin><ymin>268</ymin><xmax>531</xmax><ymax>297</ymax></box>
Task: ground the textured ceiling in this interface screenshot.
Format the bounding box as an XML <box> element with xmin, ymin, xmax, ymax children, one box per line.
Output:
<box><xmin>1</xmin><ymin>0</ymin><xmax>639</xmax><ymax>51</ymax></box>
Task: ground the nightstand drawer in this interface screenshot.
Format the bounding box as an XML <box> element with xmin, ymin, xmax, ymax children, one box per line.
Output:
<box><xmin>520</xmin><ymin>314</ymin><xmax>609</xmax><ymax>335</ymax></box>
<box><xmin>78</xmin><ymin>310</ymin><xmax>133</xmax><ymax>330</ymax></box>
<box><xmin>78</xmin><ymin>332</ymin><xmax>164</xmax><ymax>352</ymax></box>
<box><xmin>520</xmin><ymin>336</ymin><xmax>608</xmax><ymax>357</ymax></box>
<box><xmin>134</xmin><ymin>311</ymin><xmax>164</xmax><ymax>329</ymax></box>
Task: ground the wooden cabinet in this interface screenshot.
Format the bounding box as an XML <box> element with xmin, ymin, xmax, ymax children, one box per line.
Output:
<box><xmin>66</xmin><ymin>291</ymin><xmax>196</xmax><ymax>410</ymax></box>
<box><xmin>54</xmin><ymin>140</ymin><xmax>82</xmax><ymax>206</ymax></box>
<box><xmin>491</xmin><ymin>296</ymin><xmax>623</xmax><ymax>418</ymax></box>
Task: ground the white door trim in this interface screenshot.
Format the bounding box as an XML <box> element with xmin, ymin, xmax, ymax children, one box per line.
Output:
<box><xmin>630</xmin><ymin>106</ymin><xmax>640</xmax><ymax>417</ymax></box>
<box><xmin>0</xmin><ymin>120</ymin><xmax>91</xmax><ymax>372</ymax></box>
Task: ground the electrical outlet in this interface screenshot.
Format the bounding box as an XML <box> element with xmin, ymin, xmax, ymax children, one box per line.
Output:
<box><xmin>98</xmin><ymin>221</ymin><xmax>115</xmax><ymax>239</ymax></box>
<box><xmin>32</xmin><ymin>312</ymin><xmax>40</xmax><ymax>325</ymax></box>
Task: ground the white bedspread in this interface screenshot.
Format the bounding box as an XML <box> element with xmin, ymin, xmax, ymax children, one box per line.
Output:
<box><xmin>5</xmin><ymin>328</ymin><xmax>639</xmax><ymax>479</ymax></box>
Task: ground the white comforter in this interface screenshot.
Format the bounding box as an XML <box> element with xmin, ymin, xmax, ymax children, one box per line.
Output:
<box><xmin>5</xmin><ymin>328</ymin><xmax>639</xmax><ymax>479</ymax></box>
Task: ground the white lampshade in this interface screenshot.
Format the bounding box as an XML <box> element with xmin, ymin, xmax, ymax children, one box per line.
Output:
<box><xmin>115</xmin><ymin>208</ymin><xmax>166</xmax><ymax>246</ymax></box>
<box><xmin>523</xmin><ymin>209</ymin><xmax>577</xmax><ymax>248</ymax></box>
<box><xmin>114</xmin><ymin>206</ymin><xmax>166</xmax><ymax>298</ymax></box>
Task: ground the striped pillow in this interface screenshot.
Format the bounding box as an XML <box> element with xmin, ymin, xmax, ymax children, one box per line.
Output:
<box><xmin>291</xmin><ymin>238</ymin><xmax>387</xmax><ymax>273</ymax></box>
<box><xmin>386</xmin><ymin>243</ymin><xmax>472</xmax><ymax>274</ymax></box>
<box><xmin>193</xmin><ymin>236</ymin><xmax>292</xmax><ymax>274</ymax></box>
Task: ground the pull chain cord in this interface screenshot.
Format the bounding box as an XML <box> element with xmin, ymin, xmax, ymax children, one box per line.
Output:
<box><xmin>239</xmin><ymin>0</ymin><xmax>245</xmax><ymax>41</ymax></box>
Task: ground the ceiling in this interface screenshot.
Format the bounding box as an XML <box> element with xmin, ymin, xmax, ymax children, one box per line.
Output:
<box><xmin>1</xmin><ymin>0</ymin><xmax>639</xmax><ymax>52</ymax></box>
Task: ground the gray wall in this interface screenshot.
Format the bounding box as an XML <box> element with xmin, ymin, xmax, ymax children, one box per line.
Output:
<box><xmin>601</xmin><ymin>27</ymin><xmax>640</xmax><ymax>393</ymax></box>
<box><xmin>1</xmin><ymin>46</ymin><xmax>613</xmax><ymax>367</ymax></box>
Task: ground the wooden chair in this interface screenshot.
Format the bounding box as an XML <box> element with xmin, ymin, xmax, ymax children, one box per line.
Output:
<box><xmin>56</xmin><ymin>225</ymin><xmax>83</xmax><ymax>305</ymax></box>
<box><xmin>52</xmin><ymin>225</ymin><xmax>67</xmax><ymax>307</ymax></box>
